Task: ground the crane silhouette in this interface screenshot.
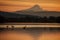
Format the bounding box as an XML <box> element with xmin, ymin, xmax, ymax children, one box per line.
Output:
<box><xmin>23</xmin><ymin>25</ymin><xmax>27</xmax><ymax>29</ymax></box>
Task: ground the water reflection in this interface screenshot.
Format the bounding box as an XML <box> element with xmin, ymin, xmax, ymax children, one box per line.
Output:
<box><xmin>0</xmin><ymin>28</ymin><xmax>60</xmax><ymax>40</ymax></box>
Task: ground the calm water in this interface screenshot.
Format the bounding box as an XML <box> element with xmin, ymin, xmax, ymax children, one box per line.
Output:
<box><xmin>0</xmin><ymin>27</ymin><xmax>60</xmax><ymax>40</ymax></box>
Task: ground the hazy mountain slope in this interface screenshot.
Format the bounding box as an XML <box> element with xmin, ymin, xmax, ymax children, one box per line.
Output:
<box><xmin>0</xmin><ymin>11</ymin><xmax>39</xmax><ymax>18</ymax></box>
<box><xmin>15</xmin><ymin>5</ymin><xmax>60</xmax><ymax>17</ymax></box>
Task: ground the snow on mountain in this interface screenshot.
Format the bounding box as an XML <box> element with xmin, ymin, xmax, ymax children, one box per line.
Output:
<box><xmin>16</xmin><ymin>5</ymin><xmax>43</xmax><ymax>12</ymax></box>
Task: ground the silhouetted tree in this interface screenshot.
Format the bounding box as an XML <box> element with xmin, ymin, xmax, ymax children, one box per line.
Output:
<box><xmin>48</xmin><ymin>16</ymin><xmax>56</xmax><ymax>23</ymax></box>
<box><xmin>56</xmin><ymin>16</ymin><xmax>60</xmax><ymax>23</ymax></box>
<box><xmin>0</xmin><ymin>15</ymin><xmax>5</xmax><ymax>23</ymax></box>
<box><xmin>42</xmin><ymin>17</ymin><xmax>48</xmax><ymax>23</ymax></box>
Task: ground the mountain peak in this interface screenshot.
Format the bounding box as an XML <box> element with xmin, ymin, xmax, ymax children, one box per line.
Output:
<box><xmin>16</xmin><ymin>5</ymin><xmax>43</xmax><ymax>12</ymax></box>
<box><xmin>27</xmin><ymin>5</ymin><xmax>43</xmax><ymax>12</ymax></box>
<box><xmin>32</xmin><ymin>5</ymin><xmax>41</xmax><ymax>8</ymax></box>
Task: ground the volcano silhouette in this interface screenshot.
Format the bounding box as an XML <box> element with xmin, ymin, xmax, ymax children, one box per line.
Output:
<box><xmin>26</xmin><ymin>5</ymin><xmax>43</xmax><ymax>12</ymax></box>
<box><xmin>15</xmin><ymin>5</ymin><xmax>60</xmax><ymax>17</ymax></box>
<box><xmin>16</xmin><ymin>5</ymin><xmax>43</xmax><ymax>12</ymax></box>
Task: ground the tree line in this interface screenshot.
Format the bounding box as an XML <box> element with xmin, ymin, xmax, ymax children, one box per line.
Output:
<box><xmin>0</xmin><ymin>15</ymin><xmax>60</xmax><ymax>23</ymax></box>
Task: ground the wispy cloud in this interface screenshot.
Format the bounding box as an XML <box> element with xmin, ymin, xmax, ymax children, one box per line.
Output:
<box><xmin>0</xmin><ymin>0</ymin><xmax>60</xmax><ymax>4</ymax></box>
<box><xmin>0</xmin><ymin>1</ymin><xmax>35</xmax><ymax>6</ymax></box>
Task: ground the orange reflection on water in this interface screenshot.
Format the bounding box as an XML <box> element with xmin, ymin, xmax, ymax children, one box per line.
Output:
<box><xmin>0</xmin><ymin>31</ymin><xmax>34</xmax><ymax>40</ymax></box>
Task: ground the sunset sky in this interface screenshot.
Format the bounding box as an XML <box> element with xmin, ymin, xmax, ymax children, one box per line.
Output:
<box><xmin>0</xmin><ymin>0</ymin><xmax>60</xmax><ymax>12</ymax></box>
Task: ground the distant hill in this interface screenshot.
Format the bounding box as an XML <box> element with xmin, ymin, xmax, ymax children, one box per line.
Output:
<box><xmin>0</xmin><ymin>11</ymin><xmax>39</xmax><ymax>18</ymax></box>
<box><xmin>0</xmin><ymin>11</ymin><xmax>40</xmax><ymax>23</ymax></box>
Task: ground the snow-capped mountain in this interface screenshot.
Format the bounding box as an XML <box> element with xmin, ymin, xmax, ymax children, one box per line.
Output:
<box><xmin>16</xmin><ymin>5</ymin><xmax>43</xmax><ymax>12</ymax></box>
<box><xmin>25</xmin><ymin>5</ymin><xmax>43</xmax><ymax>12</ymax></box>
<box><xmin>15</xmin><ymin>5</ymin><xmax>60</xmax><ymax>17</ymax></box>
